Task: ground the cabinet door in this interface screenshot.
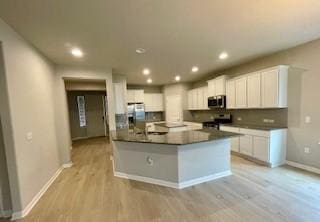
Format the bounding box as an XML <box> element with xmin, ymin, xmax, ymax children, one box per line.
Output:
<box><xmin>253</xmin><ymin>136</ymin><xmax>269</xmax><ymax>162</ymax></box>
<box><xmin>247</xmin><ymin>73</ymin><xmax>261</xmax><ymax>108</ymax></box>
<box><xmin>235</xmin><ymin>77</ymin><xmax>247</xmax><ymax>108</ymax></box>
<box><xmin>192</xmin><ymin>89</ymin><xmax>197</xmax><ymax>110</ymax></box>
<box><xmin>114</xmin><ymin>83</ymin><xmax>125</xmax><ymax>114</ymax></box>
<box><xmin>156</xmin><ymin>94</ymin><xmax>164</xmax><ymax>111</ymax></box>
<box><xmin>202</xmin><ymin>86</ymin><xmax>209</xmax><ymax>109</ymax></box>
<box><xmin>261</xmin><ymin>69</ymin><xmax>279</xmax><ymax>107</ymax></box>
<box><xmin>188</xmin><ymin>90</ymin><xmax>193</xmax><ymax>110</ymax></box>
<box><xmin>144</xmin><ymin>94</ymin><xmax>153</xmax><ymax>112</ymax></box>
<box><xmin>226</xmin><ymin>80</ymin><xmax>236</xmax><ymax>109</ymax></box>
<box><xmin>208</xmin><ymin>80</ymin><xmax>216</xmax><ymax>97</ymax></box>
<box><xmin>197</xmin><ymin>88</ymin><xmax>203</xmax><ymax>109</ymax></box>
<box><xmin>127</xmin><ymin>90</ymin><xmax>135</xmax><ymax>103</ymax></box>
<box><xmin>231</xmin><ymin>137</ymin><xmax>240</xmax><ymax>152</ymax></box>
<box><xmin>240</xmin><ymin>135</ymin><xmax>253</xmax><ymax>156</ymax></box>
<box><xmin>134</xmin><ymin>90</ymin><xmax>144</xmax><ymax>103</ymax></box>
<box><xmin>215</xmin><ymin>77</ymin><xmax>225</xmax><ymax>95</ymax></box>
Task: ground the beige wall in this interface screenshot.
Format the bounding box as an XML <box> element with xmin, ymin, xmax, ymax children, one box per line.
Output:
<box><xmin>0</xmin><ymin>18</ymin><xmax>61</xmax><ymax>214</ymax></box>
<box><xmin>127</xmin><ymin>85</ymin><xmax>162</xmax><ymax>93</ymax></box>
<box><xmin>195</xmin><ymin>38</ymin><xmax>320</xmax><ymax>169</ymax></box>
<box><xmin>0</xmin><ymin>118</ymin><xmax>12</xmax><ymax>215</ymax></box>
<box><xmin>65</xmin><ymin>81</ymin><xmax>106</xmax><ymax>91</ymax></box>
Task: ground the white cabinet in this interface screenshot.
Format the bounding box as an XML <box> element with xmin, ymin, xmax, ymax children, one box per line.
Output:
<box><xmin>226</xmin><ymin>80</ymin><xmax>236</xmax><ymax>109</ymax></box>
<box><xmin>235</xmin><ymin>77</ymin><xmax>247</xmax><ymax>108</ymax></box>
<box><xmin>253</xmin><ymin>136</ymin><xmax>269</xmax><ymax>162</ymax></box>
<box><xmin>247</xmin><ymin>72</ymin><xmax>261</xmax><ymax>108</ymax></box>
<box><xmin>127</xmin><ymin>90</ymin><xmax>144</xmax><ymax>103</ymax></box>
<box><xmin>144</xmin><ymin>93</ymin><xmax>164</xmax><ymax>112</ymax></box>
<box><xmin>220</xmin><ymin>126</ymin><xmax>239</xmax><ymax>152</ymax></box>
<box><xmin>187</xmin><ymin>87</ymin><xmax>209</xmax><ymax>110</ymax></box>
<box><xmin>239</xmin><ymin>135</ymin><xmax>253</xmax><ymax>156</ymax></box>
<box><xmin>261</xmin><ymin>66</ymin><xmax>288</xmax><ymax>108</ymax></box>
<box><xmin>207</xmin><ymin>75</ymin><xmax>228</xmax><ymax>97</ymax></box>
<box><xmin>113</xmin><ymin>83</ymin><xmax>126</xmax><ymax>114</ymax></box>
<box><xmin>220</xmin><ymin>125</ymin><xmax>287</xmax><ymax>167</ymax></box>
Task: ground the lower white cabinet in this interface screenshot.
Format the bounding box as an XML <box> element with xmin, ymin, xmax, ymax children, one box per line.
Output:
<box><xmin>239</xmin><ymin>135</ymin><xmax>253</xmax><ymax>156</ymax></box>
<box><xmin>220</xmin><ymin>125</ymin><xmax>287</xmax><ymax>167</ymax></box>
<box><xmin>253</xmin><ymin>136</ymin><xmax>269</xmax><ymax>162</ymax></box>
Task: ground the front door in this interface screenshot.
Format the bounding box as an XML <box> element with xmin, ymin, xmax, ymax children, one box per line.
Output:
<box><xmin>85</xmin><ymin>94</ymin><xmax>106</xmax><ymax>138</ymax></box>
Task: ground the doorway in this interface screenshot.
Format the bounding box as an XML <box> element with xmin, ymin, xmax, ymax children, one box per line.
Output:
<box><xmin>67</xmin><ymin>91</ymin><xmax>108</xmax><ymax>140</ymax></box>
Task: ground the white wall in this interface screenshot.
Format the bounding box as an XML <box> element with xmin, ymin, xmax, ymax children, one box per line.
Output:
<box><xmin>0</xmin><ymin>18</ymin><xmax>61</xmax><ymax>214</ymax></box>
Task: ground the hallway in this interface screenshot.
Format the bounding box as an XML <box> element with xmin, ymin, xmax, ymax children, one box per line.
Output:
<box><xmin>4</xmin><ymin>137</ymin><xmax>320</xmax><ymax>222</ymax></box>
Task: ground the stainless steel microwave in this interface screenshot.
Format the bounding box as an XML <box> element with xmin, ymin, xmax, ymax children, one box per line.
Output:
<box><xmin>208</xmin><ymin>95</ymin><xmax>226</xmax><ymax>108</ymax></box>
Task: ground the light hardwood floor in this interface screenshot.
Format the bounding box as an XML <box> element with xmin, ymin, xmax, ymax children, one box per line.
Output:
<box><xmin>3</xmin><ymin>137</ymin><xmax>320</xmax><ymax>222</ymax></box>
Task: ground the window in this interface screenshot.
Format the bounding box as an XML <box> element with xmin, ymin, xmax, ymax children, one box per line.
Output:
<box><xmin>77</xmin><ymin>96</ymin><xmax>86</xmax><ymax>127</ymax></box>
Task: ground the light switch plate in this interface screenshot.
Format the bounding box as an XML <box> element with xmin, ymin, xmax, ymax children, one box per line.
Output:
<box><xmin>305</xmin><ymin>116</ymin><xmax>311</xmax><ymax>123</ymax></box>
<box><xmin>26</xmin><ymin>132</ymin><xmax>33</xmax><ymax>141</ymax></box>
<box><xmin>237</xmin><ymin>117</ymin><xmax>242</xmax><ymax>121</ymax></box>
<box><xmin>304</xmin><ymin>147</ymin><xmax>310</xmax><ymax>153</ymax></box>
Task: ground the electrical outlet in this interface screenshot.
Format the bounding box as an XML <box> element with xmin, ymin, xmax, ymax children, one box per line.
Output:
<box><xmin>237</xmin><ymin>117</ymin><xmax>242</xmax><ymax>121</ymax></box>
<box><xmin>210</xmin><ymin>116</ymin><xmax>214</xmax><ymax>120</ymax></box>
<box><xmin>263</xmin><ymin>119</ymin><xmax>275</xmax><ymax>123</ymax></box>
<box><xmin>305</xmin><ymin>116</ymin><xmax>311</xmax><ymax>123</ymax></box>
<box><xmin>153</xmin><ymin>116</ymin><xmax>156</xmax><ymax>120</ymax></box>
<box><xmin>304</xmin><ymin>147</ymin><xmax>310</xmax><ymax>154</ymax></box>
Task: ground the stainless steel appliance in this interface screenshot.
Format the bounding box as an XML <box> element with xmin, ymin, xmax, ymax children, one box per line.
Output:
<box><xmin>128</xmin><ymin>103</ymin><xmax>146</xmax><ymax>129</ymax></box>
<box><xmin>202</xmin><ymin>114</ymin><xmax>232</xmax><ymax>130</ymax></box>
<box><xmin>208</xmin><ymin>95</ymin><xmax>226</xmax><ymax>109</ymax></box>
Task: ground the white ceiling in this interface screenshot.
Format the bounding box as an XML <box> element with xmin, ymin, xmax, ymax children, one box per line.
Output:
<box><xmin>1</xmin><ymin>0</ymin><xmax>320</xmax><ymax>85</ymax></box>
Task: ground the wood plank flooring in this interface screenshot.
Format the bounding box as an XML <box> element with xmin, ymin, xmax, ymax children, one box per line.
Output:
<box><xmin>3</xmin><ymin>137</ymin><xmax>320</xmax><ymax>222</ymax></box>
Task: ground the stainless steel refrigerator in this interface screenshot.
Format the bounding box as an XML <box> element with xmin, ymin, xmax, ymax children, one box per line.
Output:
<box><xmin>127</xmin><ymin>103</ymin><xmax>145</xmax><ymax>129</ymax></box>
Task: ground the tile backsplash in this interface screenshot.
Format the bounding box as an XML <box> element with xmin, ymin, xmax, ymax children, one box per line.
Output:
<box><xmin>145</xmin><ymin>112</ymin><xmax>164</xmax><ymax>122</ymax></box>
<box><xmin>184</xmin><ymin>108</ymin><xmax>288</xmax><ymax>127</ymax></box>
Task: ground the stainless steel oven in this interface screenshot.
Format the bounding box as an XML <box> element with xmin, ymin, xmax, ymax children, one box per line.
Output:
<box><xmin>208</xmin><ymin>95</ymin><xmax>226</xmax><ymax>109</ymax></box>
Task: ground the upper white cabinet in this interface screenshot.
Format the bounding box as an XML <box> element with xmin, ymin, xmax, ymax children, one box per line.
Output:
<box><xmin>261</xmin><ymin>66</ymin><xmax>288</xmax><ymax>108</ymax></box>
<box><xmin>226</xmin><ymin>65</ymin><xmax>288</xmax><ymax>109</ymax></box>
<box><xmin>247</xmin><ymin>72</ymin><xmax>261</xmax><ymax>108</ymax></box>
<box><xmin>144</xmin><ymin>93</ymin><xmax>164</xmax><ymax>112</ymax></box>
<box><xmin>207</xmin><ymin>75</ymin><xmax>228</xmax><ymax>97</ymax></box>
<box><xmin>188</xmin><ymin>87</ymin><xmax>209</xmax><ymax>110</ymax></box>
<box><xmin>226</xmin><ymin>79</ymin><xmax>236</xmax><ymax>109</ymax></box>
<box><xmin>127</xmin><ymin>89</ymin><xmax>144</xmax><ymax>103</ymax></box>
<box><xmin>235</xmin><ymin>76</ymin><xmax>247</xmax><ymax>108</ymax></box>
<box><xmin>113</xmin><ymin>83</ymin><xmax>126</xmax><ymax>114</ymax></box>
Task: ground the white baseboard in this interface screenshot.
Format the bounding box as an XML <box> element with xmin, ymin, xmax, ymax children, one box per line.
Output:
<box><xmin>286</xmin><ymin>161</ymin><xmax>320</xmax><ymax>175</ymax></box>
<box><xmin>63</xmin><ymin>162</ymin><xmax>73</xmax><ymax>168</ymax></box>
<box><xmin>114</xmin><ymin>170</ymin><xmax>232</xmax><ymax>189</ymax></box>
<box><xmin>11</xmin><ymin>166</ymin><xmax>64</xmax><ymax>221</ymax></box>
<box><xmin>0</xmin><ymin>210</ymin><xmax>12</xmax><ymax>218</ymax></box>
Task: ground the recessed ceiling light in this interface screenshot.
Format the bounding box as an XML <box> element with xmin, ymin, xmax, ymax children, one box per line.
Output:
<box><xmin>147</xmin><ymin>78</ymin><xmax>152</xmax><ymax>84</ymax></box>
<box><xmin>191</xmin><ymin>66</ymin><xmax>199</xmax><ymax>73</ymax></box>
<box><xmin>219</xmin><ymin>52</ymin><xmax>228</xmax><ymax>60</ymax></box>
<box><xmin>136</xmin><ymin>48</ymin><xmax>146</xmax><ymax>54</ymax></box>
<box><xmin>71</xmin><ymin>48</ymin><xmax>84</xmax><ymax>58</ymax></box>
<box><xmin>175</xmin><ymin>75</ymin><xmax>181</xmax><ymax>81</ymax></box>
<box><xmin>143</xmin><ymin>68</ymin><xmax>150</xmax><ymax>75</ymax></box>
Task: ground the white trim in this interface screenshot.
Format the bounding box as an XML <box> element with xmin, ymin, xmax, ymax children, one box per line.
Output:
<box><xmin>0</xmin><ymin>210</ymin><xmax>12</xmax><ymax>218</ymax></box>
<box><xmin>63</xmin><ymin>162</ymin><xmax>73</xmax><ymax>168</ymax></box>
<box><xmin>11</xmin><ymin>166</ymin><xmax>64</xmax><ymax>220</ymax></box>
<box><xmin>286</xmin><ymin>161</ymin><xmax>320</xmax><ymax>175</ymax></box>
<box><xmin>114</xmin><ymin>170</ymin><xmax>232</xmax><ymax>189</ymax></box>
<box><xmin>178</xmin><ymin>171</ymin><xmax>232</xmax><ymax>189</ymax></box>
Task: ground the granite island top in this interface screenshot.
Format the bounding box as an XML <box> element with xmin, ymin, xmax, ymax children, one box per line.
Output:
<box><xmin>153</xmin><ymin>122</ymin><xmax>187</xmax><ymax>128</ymax></box>
<box><xmin>220</xmin><ymin>123</ymin><xmax>287</xmax><ymax>131</ymax></box>
<box><xmin>111</xmin><ymin>129</ymin><xmax>240</xmax><ymax>145</ymax></box>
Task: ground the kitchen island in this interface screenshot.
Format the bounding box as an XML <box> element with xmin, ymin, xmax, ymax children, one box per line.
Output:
<box><xmin>111</xmin><ymin>129</ymin><xmax>239</xmax><ymax>189</ymax></box>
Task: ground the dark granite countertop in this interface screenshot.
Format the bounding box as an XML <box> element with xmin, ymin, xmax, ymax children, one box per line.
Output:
<box><xmin>154</xmin><ymin>122</ymin><xmax>187</xmax><ymax>128</ymax></box>
<box><xmin>220</xmin><ymin>123</ymin><xmax>287</xmax><ymax>131</ymax></box>
<box><xmin>111</xmin><ymin>129</ymin><xmax>240</xmax><ymax>145</ymax></box>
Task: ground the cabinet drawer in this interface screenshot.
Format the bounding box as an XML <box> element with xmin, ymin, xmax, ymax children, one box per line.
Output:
<box><xmin>239</xmin><ymin>128</ymin><xmax>270</xmax><ymax>138</ymax></box>
<box><xmin>220</xmin><ymin>126</ymin><xmax>239</xmax><ymax>133</ymax></box>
